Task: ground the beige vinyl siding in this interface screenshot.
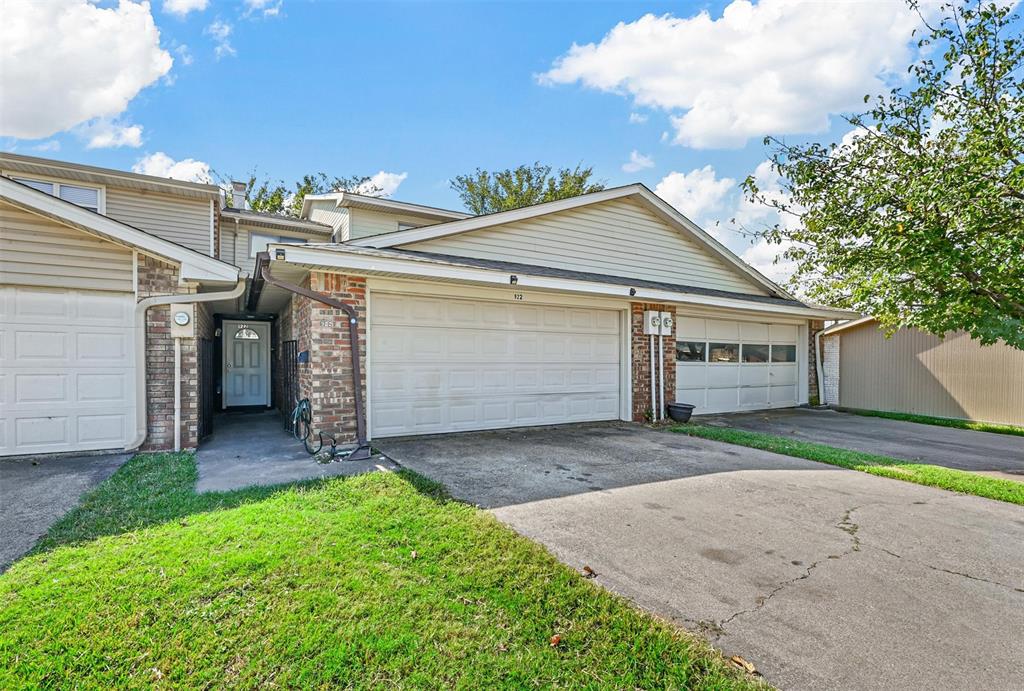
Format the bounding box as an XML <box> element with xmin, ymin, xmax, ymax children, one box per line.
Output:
<box><xmin>350</xmin><ymin>208</ymin><xmax>434</xmax><ymax>240</ymax></box>
<box><xmin>106</xmin><ymin>187</ymin><xmax>212</xmax><ymax>255</ymax></box>
<box><xmin>306</xmin><ymin>200</ymin><xmax>349</xmax><ymax>239</ymax></box>
<box><xmin>222</xmin><ymin>221</ymin><xmax>319</xmax><ymax>275</ymax></box>
<box><xmin>0</xmin><ymin>202</ymin><xmax>133</xmax><ymax>291</ymax></box>
<box><xmin>402</xmin><ymin>198</ymin><xmax>767</xmax><ymax>296</ymax></box>
<box><xmin>837</xmin><ymin>324</ymin><xmax>1024</xmax><ymax>426</ymax></box>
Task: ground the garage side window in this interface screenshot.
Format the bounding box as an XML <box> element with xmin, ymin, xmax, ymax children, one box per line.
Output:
<box><xmin>676</xmin><ymin>341</ymin><xmax>707</xmax><ymax>362</ymax></box>
<box><xmin>741</xmin><ymin>344</ymin><xmax>769</xmax><ymax>363</ymax></box>
<box><xmin>771</xmin><ymin>344</ymin><xmax>797</xmax><ymax>362</ymax></box>
<box><xmin>709</xmin><ymin>343</ymin><xmax>739</xmax><ymax>363</ymax></box>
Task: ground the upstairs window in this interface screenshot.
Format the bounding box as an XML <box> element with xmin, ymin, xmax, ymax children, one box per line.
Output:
<box><xmin>12</xmin><ymin>177</ymin><xmax>101</xmax><ymax>213</ymax></box>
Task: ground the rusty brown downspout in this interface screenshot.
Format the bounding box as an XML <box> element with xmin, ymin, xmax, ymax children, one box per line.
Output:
<box><xmin>255</xmin><ymin>251</ymin><xmax>371</xmax><ymax>461</ymax></box>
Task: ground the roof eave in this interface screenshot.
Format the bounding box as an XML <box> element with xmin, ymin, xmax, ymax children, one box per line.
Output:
<box><xmin>270</xmin><ymin>244</ymin><xmax>853</xmax><ymax>320</ymax></box>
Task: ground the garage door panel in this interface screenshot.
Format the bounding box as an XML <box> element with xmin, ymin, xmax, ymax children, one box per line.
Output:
<box><xmin>770</xmin><ymin>363</ymin><xmax>797</xmax><ymax>385</ymax></box>
<box><xmin>1</xmin><ymin>286</ymin><xmax>135</xmax><ymax>456</ymax></box>
<box><xmin>15</xmin><ymin>373</ymin><xmax>68</xmax><ymax>403</ymax></box>
<box><xmin>370</xmin><ymin>294</ymin><xmax>621</xmax><ymax>436</ymax></box>
<box><xmin>740</xmin><ymin>366</ymin><xmax>770</xmax><ymax>386</ymax></box>
<box><xmin>707</xmin><ymin>366</ymin><xmax>739</xmax><ymax>387</ymax></box>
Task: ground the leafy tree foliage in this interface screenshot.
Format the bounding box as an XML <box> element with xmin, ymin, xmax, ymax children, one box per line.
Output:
<box><xmin>222</xmin><ymin>171</ymin><xmax>382</xmax><ymax>217</ymax></box>
<box><xmin>745</xmin><ymin>1</ymin><xmax>1024</xmax><ymax>348</ymax></box>
<box><xmin>451</xmin><ymin>163</ymin><xmax>605</xmax><ymax>215</ymax></box>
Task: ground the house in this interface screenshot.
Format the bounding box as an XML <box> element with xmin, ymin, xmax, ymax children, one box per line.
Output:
<box><xmin>818</xmin><ymin>317</ymin><xmax>1024</xmax><ymax>427</ymax></box>
<box><xmin>0</xmin><ymin>152</ymin><xmax>855</xmax><ymax>458</ymax></box>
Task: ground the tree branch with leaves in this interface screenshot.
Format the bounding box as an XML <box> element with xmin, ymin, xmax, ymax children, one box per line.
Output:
<box><xmin>744</xmin><ymin>0</ymin><xmax>1024</xmax><ymax>348</ymax></box>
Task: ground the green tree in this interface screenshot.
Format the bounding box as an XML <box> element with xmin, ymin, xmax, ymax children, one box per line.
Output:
<box><xmin>451</xmin><ymin>163</ymin><xmax>605</xmax><ymax>215</ymax></box>
<box><xmin>222</xmin><ymin>171</ymin><xmax>381</xmax><ymax>217</ymax></box>
<box><xmin>744</xmin><ymin>0</ymin><xmax>1024</xmax><ymax>348</ymax></box>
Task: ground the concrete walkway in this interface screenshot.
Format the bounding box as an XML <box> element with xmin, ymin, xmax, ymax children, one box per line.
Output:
<box><xmin>0</xmin><ymin>452</ymin><xmax>129</xmax><ymax>572</ymax></box>
<box><xmin>195</xmin><ymin>411</ymin><xmax>396</xmax><ymax>492</ymax></box>
<box><xmin>699</xmin><ymin>408</ymin><xmax>1024</xmax><ymax>480</ymax></box>
<box><xmin>379</xmin><ymin>423</ymin><xmax>1024</xmax><ymax>691</ymax></box>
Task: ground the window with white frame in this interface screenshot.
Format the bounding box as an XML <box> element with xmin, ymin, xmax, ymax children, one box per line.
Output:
<box><xmin>249</xmin><ymin>232</ymin><xmax>306</xmax><ymax>258</ymax></box>
<box><xmin>12</xmin><ymin>177</ymin><xmax>101</xmax><ymax>213</ymax></box>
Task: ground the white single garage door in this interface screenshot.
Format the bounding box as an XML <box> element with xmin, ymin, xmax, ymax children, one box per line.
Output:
<box><xmin>369</xmin><ymin>293</ymin><xmax>621</xmax><ymax>437</ymax></box>
<box><xmin>675</xmin><ymin>316</ymin><xmax>800</xmax><ymax>414</ymax></box>
<box><xmin>0</xmin><ymin>286</ymin><xmax>136</xmax><ymax>456</ymax></box>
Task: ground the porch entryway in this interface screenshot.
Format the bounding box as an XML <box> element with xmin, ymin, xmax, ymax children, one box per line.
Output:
<box><xmin>194</xmin><ymin>410</ymin><xmax>396</xmax><ymax>492</ymax></box>
<box><xmin>221</xmin><ymin>319</ymin><xmax>271</xmax><ymax>408</ymax></box>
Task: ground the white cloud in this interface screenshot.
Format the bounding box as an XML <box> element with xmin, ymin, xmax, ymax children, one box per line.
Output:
<box><xmin>358</xmin><ymin>171</ymin><xmax>408</xmax><ymax>197</ymax></box>
<box><xmin>540</xmin><ymin>1</ymin><xmax>920</xmax><ymax>148</ymax></box>
<box><xmin>731</xmin><ymin>160</ymin><xmax>801</xmax><ymax>286</ymax></box>
<box><xmin>628</xmin><ymin>112</ymin><xmax>648</xmax><ymax>124</ymax></box>
<box><xmin>622</xmin><ymin>150</ymin><xmax>654</xmax><ymax>173</ymax></box>
<box><xmin>0</xmin><ymin>0</ymin><xmax>172</xmax><ymax>140</ymax></box>
<box><xmin>654</xmin><ymin>166</ymin><xmax>735</xmax><ymax>227</ymax></box>
<box><xmin>33</xmin><ymin>140</ymin><xmax>61</xmax><ymax>153</ymax></box>
<box><xmin>244</xmin><ymin>0</ymin><xmax>282</xmax><ymax>18</ymax></box>
<box><xmin>740</xmin><ymin>236</ymin><xmax>797</xmax><ymax>286</ymax></box>
<box><xmin>82</xmin><ymin>120</ymin><xmax>144</xmax><ymax>149</ymax></box>
<box><xmin>163</xmin><ymin>0</ymin><xmax>208</xmax><ymax>17</ymax></box>
<box><xmin>132</xmin><ymin>152</ymin><xmax>212</xmax><ymax>183</ymax></box>
<box><xmin>205</xmin><ymin>20</ymin><xmax>236</xmax><ymax>59</ymax></box>
<box><xmin>176</xmin><ymin>44</ymin><xmax>194</xmax><ymax>66</ymax></box>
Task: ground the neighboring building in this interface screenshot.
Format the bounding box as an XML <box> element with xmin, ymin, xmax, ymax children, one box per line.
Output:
<box><xmin>819</xmin><ymin>317</ymin><xmax>1024</xmax><ymax>427</ymax></box>
<box><xmin>1</xmin><ymin>152</ymin><xmax>854</xmax><ymax>458</ymax></box>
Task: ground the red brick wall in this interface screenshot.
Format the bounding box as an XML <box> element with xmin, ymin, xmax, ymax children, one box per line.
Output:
<box><xmin>630</xmin><ymin>303</ymin><xmax>677</xmax><ymax>422</ymax></box>
<box><xmin>808</xmin><ymin>319</ymin><xmax>825</xmax><ymax>405</ymax></box>
<box><xmin>298</xmin><ymin>271</ymin><xmax>367</xmax><ymax>444</ymax></box>
<box><xmin>137</xmin><ymin>255</ymin><xmax>199</xmax><ymax>451</ymax></box>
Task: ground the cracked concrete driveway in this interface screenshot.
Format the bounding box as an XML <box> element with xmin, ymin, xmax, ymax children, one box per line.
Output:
<box><xmin>379</xmin><ymin>422</ymin><xmax>1024</xmax><ymax>691</ymax></box>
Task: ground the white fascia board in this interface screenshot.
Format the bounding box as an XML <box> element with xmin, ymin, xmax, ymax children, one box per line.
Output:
<box><xmin>274</xmin><ymin>245</ymin><xmax>857</xmax><ymax>320</ymax></box>
<box><xmin>822</xmin><ymin>315</ymin><xmax>876</xmax><ymax>335</ymax></box>
<box><xmin>1</xmin><ymin>176</ymin><xmax>239</xmax><ymax>283</ymax></box>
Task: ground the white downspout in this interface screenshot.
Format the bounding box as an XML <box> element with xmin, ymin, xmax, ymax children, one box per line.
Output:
<box><xmin>657</xmin><ymin>332</ymin><xmax>665</xmax><ymax>421</ymax></box>
<box><xmin>814</xmin><ymin>328</ymin><xmax>826</xmax><ymax>406</ymax></box>
<box><xmin>127</xmin><ymin>279</ymin><xmax>246</xmax><ymax>451</ymax></box>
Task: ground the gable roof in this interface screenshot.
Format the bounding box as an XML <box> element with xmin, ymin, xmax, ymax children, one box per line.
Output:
<box><xmin>1</xmin><ymin>176</ymin><xmax>238</xmax><ymax>284</ymax></box>
<box><xmin>300</xmin><ymin>191</ymin><xmax>470</xmax><ymax>222</ymax></box>
<box><xmin>347</xmin><ymin>184</ymin><xmax>793</xmax><ymax>299</ymax></box>
<box><xmin>222</xmin><ymin>207</ymin><xmax>333</xmax><ymax>234</ymax></box>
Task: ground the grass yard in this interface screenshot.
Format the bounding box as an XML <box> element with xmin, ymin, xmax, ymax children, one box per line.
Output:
<box><xmin>0</xmin><ymin>453</ymin><xmax>758</xmax><ymax>690</ymax></box>
<box><xmin>673</xmin><ymin>425</ymin><xmax>1024</xmax><ymax>507</ymax></box>
<box><xmin>846</xmin><ymin>409</ymin><xmax>1024</xmax><ymax>437</ymax></box>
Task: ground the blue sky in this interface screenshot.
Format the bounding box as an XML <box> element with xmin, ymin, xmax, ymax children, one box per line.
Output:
<box><xmin>1</xmin><ymin>0</ymin><xmax>926</xmax><ymax>280</ymax></box>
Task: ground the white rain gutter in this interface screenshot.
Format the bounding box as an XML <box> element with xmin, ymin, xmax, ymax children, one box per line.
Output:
<box><xmin>127</xmin><ymin>279</ymin><xmax>246</xmax><ymax>451</ymax></box>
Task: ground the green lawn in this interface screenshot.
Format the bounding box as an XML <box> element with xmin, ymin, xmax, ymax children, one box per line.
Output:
<box><xmin>673</xmin><ymin>425</ymin><xmax>1024</xmax><ymax>506</ymax></box>
<box><xmin>845</xmin><ymin>409</ymin><xmax>1024</xmax><ymax>437</ymax></box>
<box><xmin>1</xmin><ymin>453</ymin><xmax>758</xmax><ymax>690</ymax></box>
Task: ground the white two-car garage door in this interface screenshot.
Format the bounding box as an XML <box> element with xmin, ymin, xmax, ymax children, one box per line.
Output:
<box><xmin>0</xmin><ymin>286</ymin><xmax>136</xmax><ymax>456</ymax></box>
<box><xmin>675</xmin><ymin>316</ymin><xmax>801</xmax><ymax>414</ymax></box>
<box><xmin>369</xmin><ymin>293</ymin><xmax>622</xmax><ymax>437</ymax></box>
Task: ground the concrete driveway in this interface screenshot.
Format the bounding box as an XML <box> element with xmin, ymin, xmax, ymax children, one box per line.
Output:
<box><xmin>379</xmin><ymin>423</ymin><xmax>1024</xmax><ymax>691</ymax></box>
<box><xmin>699</xmin><ymin>408</ymin><xmax>1024</xmax><ymax>479</ymax></box>
<box><xmin>0</xmin><ymin>452</ymin><xmax>129</xmax><ymax>572</ymax></box>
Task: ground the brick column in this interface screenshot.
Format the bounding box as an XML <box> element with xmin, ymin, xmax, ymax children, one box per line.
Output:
<box><xmin>808</xmin><ymin>319</ymin><xmax>825</xmax><ymax>405</ymax></box>
<box><xmin>630</xmin><ymin>303</ymin><xmax>676</xmax><ymax>422</ymax></box>
<box><xmin>302</xmin><ymin>271</ymin><xmax>367</xmax><ymax>444</ymax></box>
<box><xmin>137</xmin><ymin>255</ymin><xmax>199</xmax><ymax>451</ymax></box>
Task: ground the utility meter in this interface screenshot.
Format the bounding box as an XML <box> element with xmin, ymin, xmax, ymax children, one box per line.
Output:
<box><xmin>643</xmin><ymin>310</ymin><xmax>661</xmax><ymax>335</ymax></box>
<box><xmin>170</xmin><ymin>304</ymin><xmax>195</xmax><ymax>338</ymax></box>
<box><xmin>659</xmin><ymin>312</ymin><xmax>674</xmax><ymax>337</ymax></box>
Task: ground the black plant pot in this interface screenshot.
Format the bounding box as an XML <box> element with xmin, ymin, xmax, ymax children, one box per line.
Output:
<box><xmin>666</xmin><ymin>403</ymin><xmax>695</xmax><ymax>423</ymax></box>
